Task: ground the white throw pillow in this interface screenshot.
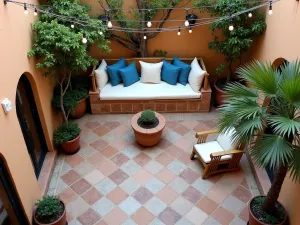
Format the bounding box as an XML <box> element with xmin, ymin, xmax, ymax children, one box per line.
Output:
<box><xmin>139</xmin><ymin>61</ymin><xmax>163</xmax><ymax>84</ymax></box>
<box><xmin>188</xmin><ymin>57</ymin><xmax>207</xmax><ymax>92</ymax></box>
<box><xmin>95</xmin><ymin>59</ymin><xmax>109</xmax><ymax>90</ymax></box>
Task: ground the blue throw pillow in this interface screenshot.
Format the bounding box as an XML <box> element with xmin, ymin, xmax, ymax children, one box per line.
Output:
<box><xmin>106</xmin><ymin>58</ymin><xmax>126</xmax><ymax>86</ymax></box>
<box><xmin>118</xmin><ymin>62</ymin><xmax>140</xmax><ymax>87</ymax></box>
<box><xmin>161</xmin><ymin>60</ymin><xmax>181</xmax><ymax>85</ymax></box>
<box><xmin>173</xmin><ymin>56</ymin><xmax>191</xmax><ymax>85</ymax></box>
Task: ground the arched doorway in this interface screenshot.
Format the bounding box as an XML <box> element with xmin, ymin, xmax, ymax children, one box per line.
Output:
<box><xmin>16</xmin><ymin>74</ymin><xmax>47</xmax><ymax>177</ymax></box>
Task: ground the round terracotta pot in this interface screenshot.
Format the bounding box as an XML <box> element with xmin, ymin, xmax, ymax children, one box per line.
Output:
<box><xmin>131</xmin><ymin>112</ymin><xmax>165</xmax><ymax>147</ymax></box>
<box><xmin>34</xmin><ymin>201</ymin><xmax>66</xmax><ymax>225</ymax></box>
<box><xmin>214</xmin><ymin>80</ymin><xmax>226</xmax><ymax>106</ymax></box>
<box><xmin>70</xmin><ymin>98</ymin><xmax>87</xmax><ymax>119</ymax></box>
<box><xmin>60</xmin><ymin>135</ymin><xmax>80</xmax><ymax>155</ymax></box>
<box><xmin>248</xmin><ymin>196</ymin><xmax>288</xmax><ymax>225</ymax></box>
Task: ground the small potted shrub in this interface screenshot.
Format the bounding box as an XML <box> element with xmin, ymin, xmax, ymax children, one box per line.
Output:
<box><xmin>53</xmin><ymin>122</ymin><xmax>81</xmax><ymax>154</ymax></box>
<box><xmin>34</xmin><ymin>195</ymin><xmax>66</xmax><ymax>225</ymax></box>
<box><xmin>131</xmin><ymin>110</ymin><xmax>165</xmax><ymax>147</ymax></box>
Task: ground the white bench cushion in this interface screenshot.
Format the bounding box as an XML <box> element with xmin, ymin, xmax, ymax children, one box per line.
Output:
<box><xmin>194</xmin><ymin>141</ymin><xmax>232</xmax><ymax>163</ymax></box>
<box><xmin>100</xmin><ymin>81</ymin><xmax>201</xmax><ymax>100</ymax></box>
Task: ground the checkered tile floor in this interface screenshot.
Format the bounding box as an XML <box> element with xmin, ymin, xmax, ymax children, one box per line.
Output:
<box><xmin>48</xmin><ymin>111</ymin><xmax>260</xmax><ymax>225</ymax></box>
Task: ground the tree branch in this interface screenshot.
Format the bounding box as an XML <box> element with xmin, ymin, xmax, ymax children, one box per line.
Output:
<box><xmin>110</xmin><ymin>35</ymin><xmax>139</xmax><ymax>51</ymax></box>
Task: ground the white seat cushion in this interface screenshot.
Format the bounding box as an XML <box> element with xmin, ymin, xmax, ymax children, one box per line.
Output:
<box><xmin>216</xmin><ymin>128</ymin><xmax>237</xmax><ymax>151</ymax></box>
<box><xmin>100</xmin><ymin>81</ymin><xmax>201</xmax><ymax>100</ymax></box>
<box><xmin>194</xmin><ymin>141</ymin><xmax>232</xmax><ymax>163</ymax></box>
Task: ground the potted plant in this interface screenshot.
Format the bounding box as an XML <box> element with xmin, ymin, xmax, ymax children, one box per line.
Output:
<box><xmin>194</xmin><ymin>0</ymin><xmax>266</xmax><ymax>105</ymax></box>
<box><xmin>131</xmin><ymin>110</ymin><xmax>165</xmax><ymax>147</ymax></box>
<box><xmin>53</xmin><ymin>122</ymin><xmax>81</xmax><ymax>154</ymax></box>
<box><xmin>218</xmin><ymin>60</ymin><xmax>300</xmax><ymax>224</ymax></box>
<box><xmin>34</xmin><ymin>195</ymin><xmax>66</xmax><ymax>225</ymax></box>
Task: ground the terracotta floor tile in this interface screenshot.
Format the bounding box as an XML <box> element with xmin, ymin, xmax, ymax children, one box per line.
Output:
<box><xmin>177</xmin><ymin>152</ymin><xmax>191</xmax><ymax>164</ymax></box>
<box><xmin>158</xmin><ymin>207</ymin><xmax>181</xmax><ymax>225</ymax></box>
<box><xmin>179</xmin><ymin>168</ymin><xmax>200</xmax><ymax>184</ymax></box>
<box><xmin>106</xmin><ymin>187</ymin><xmax>129</xmax><ymax>205</ymax></box>
<box><xmin>65</xmin><ymin>154</ymin><xmax>84</xmax><ymax>168</ymax></box>
<box><xmin>132</xmin><ymin>187</ymin><xmax>154</xmax><ymax>205</ymax></box>
<box><xmin>96</xmin><ymin>159</ymin><xmax>118</xmax><ymax>176</ymax></box>
<box><xmin>181</xmin><ymin>120</ymin><xmax>198</xmax><ymax>130</ymax></box>
<box><xmin>108</xmin><ymin>169</ymin><xmax>129</xmax><ymax>185</ymax></box>
<box><xmin>61</xmin><ymin>169</ymin><xmax>81</xmax><ymax>186</ymax></box>
<box><xmin>114</xmin><ymin>124</ymin><xmax>131</xmax><ymax>136</ymax></box>
<box><xmin>104</xmin><ymin>207</ymin><xmax>128</xmax><ymax>225</ymax></box>
<box><xmin>212</xmin><ymin>207</ymin><xmax>234</xmax><ymax>225</ymax></box>
<box><xmin>193</xmin><ymin>123</ymin><xmax>211</xmax><ymax>132</ymax></box>
<box><xmin>131</xmin><ymin>207</ymin><xmax>155</xmax><ymax>225</ymax></box>
<box><xmin>155</xmin><ymin>152</ymin><xmax>174</xmax><ymax>166</ymax></box>
<box><xmin>156</xmin><ymin>169</ymin><xmax>176</xmax><ymax>184</ymax></box>
<box><xmin>95</xmin><ymin>221</ymin><xmax>108</xmax><ymax>225</ymax></box>
<box><xmin>85</xmin><ymin>121</ymin><xmax>101</xmax><ymax>130</ymax></box>
<box><xmin>165</xmin><ymin>145</ymin><xmax>184</xmax><ymax>158</ymax></box>
<box><xmin>238</xmin><ymin>205</ymin><xmax>249</xmax><ymax>222</ymax></box>
<box><xmin>232</xmin><ymin>185</ymin><xmax>252</xmax><ymax>203</ymax></box>
<box><xmin>174</xmin><ymin>137</ymin><xmax>193</xmax><ymax>151</ymax></box>
<box><xmin>157</xmin><ymin>138</ymin><xmax>172</xmax><ymax>149</ymax></box>
<box><xmin>133</xmin><ymin>169</ymin><xmax>152</xmax><ymax>185</ymax></box>
<box><xmin>196</xmin><ymin>196</ymin><xmax>218</xmax><ymax>215</ymax></box>
<box><xmin>93</xmin><ymin>125</ymin><xmax>111</xmax><ymax>136</ymax></box>
<box><xmin>59</xmin><ymin>187</ymin><xmax>77</xmax><ymax>204</ymax></box>
<box><xmin>81</xmin><ymin>187</ymin><xmax>102</xmax><ymax>205</ymax></box>
<box><xmin>110</xmin><ymin>140</ymin><xmax>130</xmax><ymax>151</ymax></box>
<box><xmin>182</xmin><ymin>186</ymin><xmax>203</xmax><ymax>204</ymax></box>
<box><xmin>70</xmin><ymin>178</ymin><xmax>92</xmax><ymax>195</ymax></box>
<box><xmin>241</xmin><ymin>179</ymin><xmax>249</xmax><ymax>190</ymax></box>
<box><xmin>206</xmin><ymin>186</ymin><xmax>229</xmax><ymax>204</ymax></box>
<box><xmin>84</xmin><ymin>169</ymin><xmax>104</xmax><ymax>185</ymax></box>
<box><xmin>77</xmin><ymin>208</ymin><xmax>101</xmax><ymax>225</ymax></box>
<box><xmin>87</xmin><ymin>153</ymin><xmax>106</xmax><ymax>167</ymax></box>
<box><xmin>103</xmin><ymin>122</ymin><xmax>121</xmax><ymax>130</ymax></box>
<box><xmin>101</xmin><ymin>145</ymin><xmax>118</xmax><ymax>158</ymax></box>
<box><xmin>90</xmin><ymin>139</ymin><xmax>109</xmax><ymax>151</ymax></box>
<box><xmin>66</xmin><ymin>211</ymin><xmax>73</xmax><ymax>222</ymax></box>
<box><xmin>156</xmin><ymin>187</ymin><xmax>178</xmax><ymax>204</ymax></box>
<box><xmin>185</xmin><ymin>207</ymin><xmax>208</xmax><ymax>225</ymax></box>
<box><xmin>134</xmin><ymin>152</ymin><xmax>151</xmax><ymax>166</ymax></box>
<box><xmin>111</xmin><ymin>153</ymin><xmax>129</xmax><ymax>167</ymax></box>
<box><xmin>174</xmin><ymin>124</ymin><xmax>190</xmax><ymax>136</ymax></box>
<box><xmin>166</xmin><ymin>121</ymin><xmax>179</xmax><ymax>129</ymax></box>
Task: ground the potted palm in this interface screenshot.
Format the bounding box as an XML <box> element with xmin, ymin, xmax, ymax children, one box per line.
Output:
<box><xmin>131</xmin><ymin>110</ymin><xmax>165</xmax><ymax>147</ymax></box>
<box><xmin>194</xmin><ymin>0</ymin><xmax>266</xmax><ymax>105</ymax></box>
<box><xmin>218</xmin><ymin>60</ymin><xmax>300</xmax><ymax>224</ymax></box>
<box><xmin>34</xmin><ymin>195</ymin><xmax>66</xmax><ymax>225</ymax></box>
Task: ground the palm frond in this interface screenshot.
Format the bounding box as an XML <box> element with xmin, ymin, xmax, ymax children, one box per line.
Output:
<box><xmin>268</xmin><ymin>115</ymin><xmax>300</xmax><ymax>138</ymax></box>
<box><xmin>224</xmin><ymin>82</ymin><xmax>258</xmax><ymax>100</ymax></box>
<box><xmin>249</xmin><ymin>135</ymin><xmax>293</xmax><ymax>169</ymax></box>
<box><xmin>289</xmin><ymin>146</ymin><xmax>300</xmax><ymax>182</ymax></box>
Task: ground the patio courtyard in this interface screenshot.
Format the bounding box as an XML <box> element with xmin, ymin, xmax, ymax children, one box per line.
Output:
<box><xmin>47</xmin><ymin>111</ymin><xmax>259</xmax><ymax>225</ymax></box>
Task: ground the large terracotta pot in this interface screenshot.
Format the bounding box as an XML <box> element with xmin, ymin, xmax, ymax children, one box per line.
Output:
<box><xmin>34</xmin><ymin>201</ymin><xmax>66</xmax><ymax>225</ymax></box>
<box><xmin>214</xmin><ymin>79</ymin><xmax>226</xmax><ymax>106</ymax></box>
<box><xmin>248</xmin><ymin>196</ymin><xmax>288</xmax><ymax>225</ymax></box>
<box><xmin>70</xmin><ymin>98</ymin><xmax>87</xmax><ymax>119</ymax></box>
<box><xmin>131</xmin><ymin>112</ymin><xmax>165</xmax><ymax>147</ymax></box>
<box><xmin>60</xmin><ymin>135</ymin><xmax>80</xmax><ymax>155</ymax></box>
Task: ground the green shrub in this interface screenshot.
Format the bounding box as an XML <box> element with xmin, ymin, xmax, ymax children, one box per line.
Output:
<box><xmin>138</xmin><ymin>110</ymin><xmax>159</xmax><ymax>129</ymax></box>
<box><xmin>53</xmin><ymin>123</ymin><xmax>81</xmax><ymax>144</ymax></box>
<box><xmin>35</xmin><ymin>195</ymin><xmax>63</xmax><ymax>224</ymax></box>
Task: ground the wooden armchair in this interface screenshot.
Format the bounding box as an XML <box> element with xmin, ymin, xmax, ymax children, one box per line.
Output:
<box><xmin>190</xmin><ymin>129</ymin><xmax>244</xmax><ymax>179</ymax></box>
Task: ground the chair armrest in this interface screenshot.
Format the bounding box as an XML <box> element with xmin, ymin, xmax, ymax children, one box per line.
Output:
<box><xmin>195</xmin><ymin>129</ymin><xmax>219</xmax><ymax>138</ymax></box>
<box><xmin>90</xmin><ymin>64</ymin><xmax>97</xmax><ymax>92</ymax></box>
<box><xmin>211</xmin><ymin>150</ymin><xmax>243</xmax><ymax>158</ymax></box>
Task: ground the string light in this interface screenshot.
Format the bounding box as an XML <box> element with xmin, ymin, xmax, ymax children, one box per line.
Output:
<box><xmin>71</xmin><ymin>24</ymin><xmax>74</xmax><ymax>28</ymax></box>
<box><xmin>82</xmin><ymin>31</ymin><xmax>87</xmax><ymax>44</ymax></box>
<box><xmin>248</xmin><ymin>12</ymin><xmax>252</xmax><ymax>17</ymax></box>
<box><xmin>147</xmin><ymin>21</ymin><xmax>152</xmax><ymax>28</ymax></box>
<box><xmin>98</xmin><ymin>30</ymin><xmax>103</xmax><ymax>35</ymax></box>
<box><xmin>107</xmin><ymin>16</ymin><xmax>112</xmax><ymax>28</ymax></box>
<box><xmin>184</xmin><ymin>9</ymin><xmax>189</xmax><ymax>26</ymax></box>
<box><xmin>144</xmin><ymin>35</ymin><xmax>147</xmax><ymax>39</ymax></box>
<box><xmin>229</xmin><ymin>23</ymin><xmax>234</xmax><ymax>31</ymax></box>
<box><xmin>268</xmin><ymin>1</ymin><xmax>273</xmax><ymax>15</ymax></box>
<box><xmin>23</xmin><ymin>3</ymin><xmax>28</xmax><ymax>15</ymax></box>
<box><xmin>34</xmin><ymin>7</ymin><xmax>37</xmax><ymax>16</ymax></box>
<box><xmin>177</xmin><ymin>27</ymin><xmax>181</xmax><ymax>36</ymax></box>
<box><xmin>189</xmin><ymin>26</ymin><xmax>192</xmax><ymax>33</ymax></box>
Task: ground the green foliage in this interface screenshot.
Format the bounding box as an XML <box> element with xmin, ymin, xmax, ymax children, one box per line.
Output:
<box><xmin>153</xmin><ymin>49</ymin><xmax>168</xmax><ymax>57</ymax></box>
<box><xmin>138</xmin><ymin>110</ymin><xmax>159</xmax><ymax>129</ymax></box>
<box><xmin>35</xmin><ymin>195</ymin><xmax>63</xmax><ymax>223</ymax></box>
<box><xmin>53</xmin><ymin>122</ymin><xmax>81</xmax><ymax>144</ymax></box>
<box><xmin>194</xmin><ymin>0</ymin><xmax>266</xmax><ymax>80</ymax></box>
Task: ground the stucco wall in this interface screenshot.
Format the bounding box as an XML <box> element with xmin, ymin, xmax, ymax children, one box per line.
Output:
<box><xmin>0</xmin><ymin>0</ymin><xmax>59</xmax><ymax>221</ymax></box>
<box><xmin>250</xmin><ymin>1</ymin><xmax>300</xmax><ymax>225</ymax></box>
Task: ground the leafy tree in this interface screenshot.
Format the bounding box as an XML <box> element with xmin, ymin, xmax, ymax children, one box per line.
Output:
<box><xmin>28</xmin><ymin>0</ymin><xmax>109</xmax><ymax>123</ymax></box>
<box><xmin>194</xmin><ymin>0</ymin><xmax>266</xmax><ymax>84</ymax></box>
<box><xmin>218</xmin><ymin>60</ymin><xmax>300</xmax><ymax>219</ymax></box>
<box><xmin>100</xmin><ymin>0</ymin><xmax>185</xmax><ymax>57</ymax></box>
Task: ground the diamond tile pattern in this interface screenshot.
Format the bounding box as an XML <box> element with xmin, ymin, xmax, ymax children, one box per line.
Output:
<box><xmin>49</xmin><ymin>113</ymin><xmax>257</xmax><ymax>225</ymax></box>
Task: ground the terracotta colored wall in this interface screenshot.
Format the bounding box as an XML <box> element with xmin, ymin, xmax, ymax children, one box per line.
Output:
<box><xmin>250</xmin><ymin>1</ymin><xmax>300</xmax><ymax>225</ymax></box>
<box><xmin>0</xmin><ymin>0</ymin><xmax>59</xmax><ymax>222</ymax></box>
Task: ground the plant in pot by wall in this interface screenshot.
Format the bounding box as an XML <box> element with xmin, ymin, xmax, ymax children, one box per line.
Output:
<box><xmin>131</xmin><ymin>110</ymin><xmax>165</xmax><ymax>147</ymax></box>
<box><xmin>34</xmin><ymin>195</ymin><xmax>66</xmax><ymax>225</ymax></box>
<box><xmin>218</xmin><ymin>60</ymin><xmax>300</xmax><ymax>225</ymax></box>
<box><xmin>28</xmin><ymin>0</ymin><xmax>110</xmax><ymax>153</ymax></box>
<box><xmin>194</xmin><ymin>0</ymin><xmax>266</xmax><ymax>105</ymax></box>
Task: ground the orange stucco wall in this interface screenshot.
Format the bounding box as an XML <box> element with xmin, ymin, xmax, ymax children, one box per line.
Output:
<box><xmin>251</xmin><ymin>1</ymin><xmax>300</xmax><ymax>225</ymax></box>
<box><xmin>0</xmin><ymin>0</ymin><xmax>59</xmax><ymax>221</ymax></box>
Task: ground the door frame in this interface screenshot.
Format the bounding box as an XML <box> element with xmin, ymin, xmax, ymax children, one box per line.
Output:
<box><xmin>16</xmin><ymin>75</ymin><xmax>47</xmax><ymax>177</ymax></box>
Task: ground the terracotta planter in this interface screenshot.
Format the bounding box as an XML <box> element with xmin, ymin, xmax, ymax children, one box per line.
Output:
<box><xmin>214</xmin><ymin>80</ymin><xmax>226</xmax><ymax>106</ymax></box>
<box><xmin>70</xmin><ymin>98</ymin><xmax>87</xmax><ymax>119</ymax></box>
<box><xmin>60</xmin><ymin>134</ymin><xmax>80</xmax><ymax>155</ymax></box>
<box><xmin>248</xmin><ymin>196</ymin><xmax>288</xmax><ymax>225</ymax></box>
<box><xmin>131</xmin><ymin>112</ymin><xmax>165</xmax><ymax>147</ymax></box>
<box><xmin>34</xmin><ymin>201</ymin><xmax>66</xmax><ymax>225</ymax></box>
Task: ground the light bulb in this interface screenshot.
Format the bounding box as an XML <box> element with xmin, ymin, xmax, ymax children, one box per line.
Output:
<box><xmin>229</xmin><ymin>25</ymin><xmax>234</xmax><ymax>31</ymax></box>
<box><xmin>269</xmin><ymin>1</ymin><xmax>273</xmax><ymax>15</ymax></box>
<box><xmin>144</xmin><ymin>35</ymin><xmax>147</xmax><ymax>40</ymax></box>
<box><xmin>147</xmin><ymin>21</ymin><xmax>152</xmax><ymax>28</ymax></box>
<box><xmin>71</xmin><ymin>24</ymin><xmax>74</xmax><ymax>28</ymax></box>
<box><xmin>82</xmin><ymin>32</ymin><xmax>87</xmax><ymax>44</ymax></box>
<box><xmin>184</xmin><ymin>20</ymin><xmax>189</xmax><ymax>27</ymax></box>
<box><xmin>24</xmin><ymin>3</ymin><xmax>28</xmax><ymax>15</ymax></box>
<box><xmin>107</xmin><ymin>21</ymin><xmax>112</xmax><ymax>28</ymax></box>
<box><xmin>34</xmin><ymin>8</ymin><xmax>37</xmax><ymax>16</ymax></box>
<box><xmin>177</xmin><ymin>31</ymin><xmax>181</xmax><ymax>36</ymax></box>
<box><xmin>248</xmin><ymin>12</ymin><xmax>252</xmax><ymax>18</ymax></box>
<box><xmin>268</xmin><ymin>9</ymin><xmax>273</xmax><ymax>15</ymax></box>
<box><xmin>98</xmin><ymin>31</ymin><xmax>103</xmax><ymax>35</ymax></box>
<box><xmin>189</xmin><ymin>28</ymin><xmax>192</xmax><ymax>33</ymax></box>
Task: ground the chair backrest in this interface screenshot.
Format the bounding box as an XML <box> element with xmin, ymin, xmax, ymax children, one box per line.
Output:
<box><xmin>216</xmin><ymin>128</ymin><xmax>238</xmax><ymax>151</ymax></box>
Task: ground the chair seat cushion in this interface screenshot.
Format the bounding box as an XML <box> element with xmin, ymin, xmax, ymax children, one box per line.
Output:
<box><xmin>194</xmin><ymin>141</ymin><xmax>232</xmax><ymax>163</ymax></box>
